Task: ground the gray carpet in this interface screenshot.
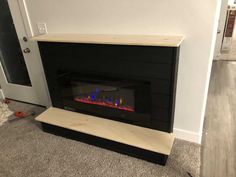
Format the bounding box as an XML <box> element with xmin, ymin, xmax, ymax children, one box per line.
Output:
<box><xmin>0</xmin><ymin>101</ymin><xmax>200</xmax><ymax>177</ymax></box>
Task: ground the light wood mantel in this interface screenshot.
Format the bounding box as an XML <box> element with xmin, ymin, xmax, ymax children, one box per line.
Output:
<box><xmin>35</xmin><ymin>107</ymin><xmax>175</xmax><ymax>155</ymax></box>
<box><xmin>31</xmin><ymin>33</ymin><xmax>184</xmax><ymax>47</ymax></box>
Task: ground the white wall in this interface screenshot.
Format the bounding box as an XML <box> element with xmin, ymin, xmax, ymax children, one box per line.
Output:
<box><xmin>228</xmin><ymin>0</ymin><xmax>235</xmax><ymax>5</ymax></box>
<box><xmin>22</xmin><ymin>0</ymin><xmax>221</xmax><ymax>143</ymax></box>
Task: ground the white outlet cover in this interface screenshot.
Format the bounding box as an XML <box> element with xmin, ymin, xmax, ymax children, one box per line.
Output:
<box><xmin>37</xmin><ymin>23</ymin><xmax>48</xmax><ymax>35</ymax></box>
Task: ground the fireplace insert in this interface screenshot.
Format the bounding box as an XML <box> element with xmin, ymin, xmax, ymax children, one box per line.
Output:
<box><xmin>58</xmin><ymin>71</ymin><xmax>151</xmax><ymax>123</ymax></box>
<box><xmin>39</xmin><ymin>42</ymin><xmax>179</xmax><ymax>133</ymax></box>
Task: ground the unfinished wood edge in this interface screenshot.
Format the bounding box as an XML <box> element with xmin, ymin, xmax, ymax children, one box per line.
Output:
<box><xmin>177</xmin><ymin>36</ymin><xmax>185</xmax><ymax>46</ymax></box>
<box><xmin>30</xmin><ymin>33</ymin><xmax>184</xmax><ymax>47</ymax></box>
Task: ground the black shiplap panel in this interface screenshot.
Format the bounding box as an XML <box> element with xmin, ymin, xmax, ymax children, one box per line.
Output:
<box><xmin>39</xmin><ymin>42</ymin><xmax>173</xmax><ymax>80</ymax></box>
<box><xmin>152</xmin><ymin>94</ymin><xmax>170</xmax><ymax>109</ymax></box>
<box><xmin>102</xmin><ymin>45</ymin><xmax>174</xmax><ymax>64</ymax></box>
<box><xmin>150</xmin><ymin>121</ymin><xmax>171</xmax><ymax>133</ymax></box>
<box><xmin>41</xmin><ymin>42</ymin><xmax>173</xmax><ymax>64</ymax></box>
<box><xmin>65</xmin><ymin>60</ymin><xmax>172</xmax><ymax>80</ymax></box>
<box><xmin>151</xmin><ymin>80</ymin><xmax>171</xmax><ymax>95</ymax></box>
<box><xmin>152</xmin><ymin>108</ymin><xmax>169</xmax><ymax>122</ymax></box>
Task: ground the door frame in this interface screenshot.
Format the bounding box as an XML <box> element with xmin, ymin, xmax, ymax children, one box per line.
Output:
<box><xmin>214</xmin><ymin>0</ymin><xmax>229</xmax><ymax>59</ymax></box>
<box><xmin>0</xmin><ymin>0</ymin><xmax>51</xmax><ymax>107</ymax></box>
<box><xmin>16</xmin><ymin>0</ymin><xmax>35</xmax><ymax>37</ymax></box>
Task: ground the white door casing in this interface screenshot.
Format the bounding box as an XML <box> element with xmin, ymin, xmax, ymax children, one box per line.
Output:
<box><xmin>0</xmin><ymin>0</ymin><xmax>51</xmax><ymax>106</ymax></box>
<box><xmin>214</xmin><ymin>0</ymin><xmax>228</xmax><ymax>59</ymax></box>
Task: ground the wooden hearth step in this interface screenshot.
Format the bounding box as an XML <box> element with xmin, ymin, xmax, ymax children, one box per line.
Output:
<box><xmin>35</xmin><ymin>107</ymin><xmax>175</xmax><ymax>164</ymax></box>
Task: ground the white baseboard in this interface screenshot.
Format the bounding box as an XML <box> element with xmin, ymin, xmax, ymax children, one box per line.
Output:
<box><xmin>0</xmin><ymin>89</ymin><xmax>5</xmax><ymax>100</ymax></box>
<box><xmin>173</xmin><ymin>128</ymin><xmax>201</xmax><ymax>144</ymax></box>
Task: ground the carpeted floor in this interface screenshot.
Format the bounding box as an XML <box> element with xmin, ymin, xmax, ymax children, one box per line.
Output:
<box><xmin>0</xmin><ymin>101</ymin><xmax>200</xmax><ymax>177</ymax></box>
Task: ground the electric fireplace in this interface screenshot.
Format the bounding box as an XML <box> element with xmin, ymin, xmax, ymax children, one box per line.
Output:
<box><xmin>58</xmin><ymin>71</ymin><xmax>150</xmax><ymax>124</ymax></box>
<box><xmin>35</xmin><ymin>34</ymin><xmax>183</xmax><ymax>165</ymax></box>
<box><xmin>39</xmin><ymin>42</ymin><xmax>179</xmax><ymax>133</ymax></box>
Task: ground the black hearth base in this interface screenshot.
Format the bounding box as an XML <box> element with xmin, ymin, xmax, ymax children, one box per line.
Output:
<box><xmin>41</xmin><ymin>122</ymin><xmax>168</xmax><ymax>165</ymax></box>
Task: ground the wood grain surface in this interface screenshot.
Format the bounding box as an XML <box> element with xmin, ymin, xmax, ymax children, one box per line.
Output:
<box><xmin>31</xmin><ymin>33</ymin><xmax>184</xmax><ymax>47</ymax></box>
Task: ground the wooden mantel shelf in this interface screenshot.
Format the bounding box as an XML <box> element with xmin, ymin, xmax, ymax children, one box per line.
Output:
<box><xmin>36</xmin><ymin>107</ymin><xmax>174</xmax><ymax>155</ymax></box>
<box><xmin>31</xmin><ymin>33</ymin><xmax>184</xmax><ymax>47</ymax></box>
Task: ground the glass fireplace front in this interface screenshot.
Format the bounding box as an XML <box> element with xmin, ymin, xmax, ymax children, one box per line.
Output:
<box><xmin>58</xmin><ymin>71</ymin><xmax>151</xmax><ymax>123</ymax></box>
<box><xmin>72</xmin><ymin>81</ymin><xmax>135</xmax><ymax>112</ymax></box>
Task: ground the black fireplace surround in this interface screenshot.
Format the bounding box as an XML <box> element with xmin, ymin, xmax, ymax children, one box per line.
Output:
<box><xmin>39</xmin><ymin>42</ymin><xmax>179</xmax><ymax>133</ymax></box>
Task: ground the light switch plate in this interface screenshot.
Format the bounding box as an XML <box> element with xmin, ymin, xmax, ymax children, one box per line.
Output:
<box><xmin>37</xmin><ymin>23</ymin><xmax>48</xmax><ymax>35</ymax></box>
